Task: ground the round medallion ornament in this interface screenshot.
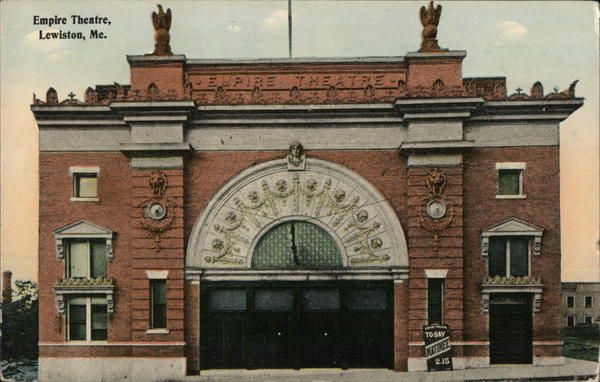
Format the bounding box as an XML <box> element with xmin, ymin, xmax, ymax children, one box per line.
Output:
<box><xmin>426</xmin><ymin>199</ymin><xmax>446</xmax><ymax>219</ymax></box>
<box><xmin>147</xmin><ymin>202</ymin><xmax>167</xmax><ymax>221</ymax></box>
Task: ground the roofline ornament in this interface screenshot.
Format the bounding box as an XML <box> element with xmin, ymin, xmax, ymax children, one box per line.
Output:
<box><xmin>419</xmin><ymin>1</ymin><xmax>444</xmax><ymax>52</ymax></box>
<box><xmin>151</xmin><ymin>4</ymin><xmax>173</xmax><ymax>56</ymax></box>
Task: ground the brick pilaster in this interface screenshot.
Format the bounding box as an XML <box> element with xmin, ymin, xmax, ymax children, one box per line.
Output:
<box><xmin>130</xmin><ymin>168</ymin><xmax>185</xmax><ymax>354</ymax></box>
<box><xmin>406</xmin><ymin>165</ymin><xmax>465</xmax><ymax>358</ymax></box>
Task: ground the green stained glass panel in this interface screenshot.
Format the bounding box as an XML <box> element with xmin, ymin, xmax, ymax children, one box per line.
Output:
<box><xmin>252</xmin><ymin>221</ymin><xmax>341</xmax><ymax>268</ymax></box>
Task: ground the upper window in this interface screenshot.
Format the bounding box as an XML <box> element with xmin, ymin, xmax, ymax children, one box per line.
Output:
<box><xmin>70</xmin><ymin>167</ymin><xmax>99</xmax><ymax>201</ymax></box>
<box><xmin>566</xmin><ymin>296</ymin><xmax>575</xmax><ymax>308</ymax></box>
<box><xmin>67</xmin><ymin>240</ymin><xmax>106</xmax><ymax>278</ymax></box>
<box><xmin>489</xmin><ymin>237</ymin><xmax>529</xmax><ymax>277</ymax></box>
<box><xmin>68</xmin><ymin>296</ymin><xmax>107</xmax><ymax>341</ymax></box>
<box><xmin>53</xmin><ymin>220</ymin><xmax>114</xmax><ymax>265</ymax></box>
<box><xmin>496</xmin><ymin>163</ymin><xmax>526</xmax><ymax>199</ymax></box>
<box><xmin>481</xmin><ymin>217</ymin><xmax>543</xmax><ymax>258</ymax></box>
<box><xmin>585</xmin><ymin>296</ymin><xmax>593</xmax><ymax>308</ymax></box>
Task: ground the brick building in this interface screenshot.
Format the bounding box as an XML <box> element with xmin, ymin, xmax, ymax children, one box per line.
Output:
<box><xmin>31</xmin><ymin>3</ymin><xmax>583</xmax><ymax>381</ymax></box>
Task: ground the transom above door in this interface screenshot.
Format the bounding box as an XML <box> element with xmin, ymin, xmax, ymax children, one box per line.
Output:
<box><xmin>200</xmin><ymin>281</ymin><xmax>393</xmax><ymax>369</ymax></box>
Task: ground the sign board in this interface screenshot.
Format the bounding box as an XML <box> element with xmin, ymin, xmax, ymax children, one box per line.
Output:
<box><xmin>423</xmin><ymin>324</ymin><xmax>453</xmax><ymax>371</ymax></box>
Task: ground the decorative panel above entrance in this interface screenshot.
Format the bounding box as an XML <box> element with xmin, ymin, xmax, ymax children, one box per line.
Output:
<box><xmin>186</xmin><ymin>158</ymin><xmax>408</xmax><ymax>279</ymax></box>
<box><xmin>252</xmin><ymin>221</ymin><xmax>342</xmax><ymax>268</ymax></box>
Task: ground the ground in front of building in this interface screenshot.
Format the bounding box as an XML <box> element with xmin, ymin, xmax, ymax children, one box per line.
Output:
<box><xmin>182</xmin><ymin>357</ymin><xmax>598</xmax><ymax>382</ymax></box>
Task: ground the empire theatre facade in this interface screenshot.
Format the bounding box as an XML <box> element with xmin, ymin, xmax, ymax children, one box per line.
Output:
<box><xmin>32</xmin><ymin>3</ymin><xmax>583</xmax><ymax>381</ymax></box>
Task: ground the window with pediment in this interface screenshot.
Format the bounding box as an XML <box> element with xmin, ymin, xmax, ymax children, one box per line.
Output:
<box><xmin>479</xmin><ymin>217</ymin><xmax>544</xmax><ymax>314</ymax></box>
<box><xmin>52</xmin><ymin>220</ymin><xmax>115</xmax><ymax>317</ymax></box>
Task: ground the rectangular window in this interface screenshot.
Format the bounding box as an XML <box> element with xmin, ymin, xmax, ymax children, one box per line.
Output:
<box><xmin>427</xmin><ymin>278</ymin><xmax>444</xmax><ymax>325</ymax></box>
<box><xmin>150</xmin><ymin>279</ymin><xmax>167</xmax><ymax>329</ymax></box>
<box><xmin>585</xmin><ymin>316</ymin><xmax>593</xmax><ymax>325</ymax></box>
<box><xmin>70</xmin><ymin>167</ymin><xmax>100</xmax><ymax>201</ymax></box>
<box><xmin>489</xmin><ymin>237</ymin><xmax>529</xmax><ymax>277</ymax></box>
<box><xmin>301</xmin><ymin>288</ymin><xmax>340</xmax><ymax>311</ymax></box>
<box><xmin>67</xmin><ymin>240</ymin><xmax>106</xmax><ymax>278</ymax></box>
<box><xmin>347</xmin><ymin>289</ymin><xmax>387</xmax><ymax>311</ymax></box>
<box><xmin>566</xmin><ymin>296</ymin><xmax>575</xmax><ymax>308</ymax></box>
<box><xmin>68</xmin><ymin>296</ymin><xmax>107</xmax><ymax>341</ymax></box>
<box><xmin>585</xmin><ymin>296</ymin><xmax>593</xmax><ymax>308</ymax></box>
<box><xmin>255</xmin><ymin>289</ymin><xmax>294</xmax><ymax>312</ymax></box>
<box><xmin>496</xmin><ymin>163</ymin><xmax>526</xmax><ymax>198</ymax></box>
<box><xmin>498</xmin><ymin>170</ymin><xmax>521</xmax><ymax>195</ymax></box>
<box><xmin>74</xmin><ymin>173</ymin><xmax>97</xmax><ymax>198</ymax></box>
<box><xmin>567</xmin><ymin>316</ymin><xmax>575</xmax><ymax>327</ymax></box>
<box><xmin>207</xmin><ymin>289</ymin><xmax>246</xmax><ymax>312</ymax></box>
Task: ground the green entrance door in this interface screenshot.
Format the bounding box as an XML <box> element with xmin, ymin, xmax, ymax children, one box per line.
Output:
<box><xmin>200</xmin><ymin>282</ymin><xmax>393</xmax><ymax>369</ymax></box>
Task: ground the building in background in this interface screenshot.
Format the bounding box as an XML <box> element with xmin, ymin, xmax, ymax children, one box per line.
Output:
<box><xmin>562</xmin><ymin>282</ymin><xmax>600</xmax><ymax>327</ymax></box>
<box><xmin>31</xmin><ymin>3</ymin><xmax>583</xmax><ymax>381</ymax></box>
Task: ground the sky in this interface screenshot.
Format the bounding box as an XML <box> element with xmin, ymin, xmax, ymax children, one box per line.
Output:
<box><xmin>1</xmin><ymin>0</ymin><xmax>599</xmax><ymax>283</ymax></box>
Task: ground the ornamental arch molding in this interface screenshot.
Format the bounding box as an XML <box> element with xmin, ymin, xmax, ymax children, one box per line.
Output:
<box><xmin>186</xmin><ymin>158</ymin><xmax>409</xmax><ymax>280</ymax></box>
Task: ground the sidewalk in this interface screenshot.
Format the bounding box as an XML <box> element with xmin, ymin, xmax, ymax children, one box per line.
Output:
<box><xmin>185</xmin><ymin>358</ymin><xmax>598</xmax><ymax>382</ymax></box>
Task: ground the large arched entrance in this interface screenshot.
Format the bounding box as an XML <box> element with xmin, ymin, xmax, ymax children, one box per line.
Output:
<box><xmin>186</xmin><ymin>157</ymin><xmax>409</xmax><ymax>369</ymax></box>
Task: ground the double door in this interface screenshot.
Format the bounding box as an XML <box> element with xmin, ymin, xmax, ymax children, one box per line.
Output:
<box><xmin>200</xmin><ymin>281</ymin><xmax>392</xmax><ymax>369</ymax></box>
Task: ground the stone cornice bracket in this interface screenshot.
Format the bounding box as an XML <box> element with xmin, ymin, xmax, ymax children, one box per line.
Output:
<box><xmin>394</xmin><ymin>97</ymin><xmax>484</xmax><ymax>122</ymax></box>
<box><xmin>399</xmin><ymin>140</ymin><xmax>475</xmax><ymax>155</ymax></box>
<box><xmin>396</xmin><ymin>97</ymin><xmax>482</xmax><ymax>168</ymax></box>
<box><xmin>114</xmin><ymin>102</ymin><xmax>196</xmax><ymax>169</ymax></box>
<box><xmin>471</xmin><ymin>98</ymin><xmax>584</xmax><ymax>123</ymax></box>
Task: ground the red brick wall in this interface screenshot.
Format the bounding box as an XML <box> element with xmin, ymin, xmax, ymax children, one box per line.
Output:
<box><xmin>130</xmin><ymin>63</ymin><xmax>184</xmax><ymax>94</ymax></box>
<box><xmin>39</xmin><ymin>153</ymin><xmax>133</xmax><ymax>343</ymax></box>
<box><xmin>463</xmin><ymin>147</ymin><xmax>561</xmax><ymax>354</ymax></box>
<box><xmin>406</xmin><ymin>59</ymin><xmax>463</xmax><ymax>87</ymax></box>
<box><xmin>39</xmin><ymin>145</ymin><xmax>562</xmax><ymax>362</ymax></box>
<box><xmin>394</xmin><ymin>281</ymin><xmax>409</xmax><ymax>371</ymax></box>
<box><xmin>183</xmin><ymin>150</ymin><xmax>408</xmax><ymax>240</ymax></box>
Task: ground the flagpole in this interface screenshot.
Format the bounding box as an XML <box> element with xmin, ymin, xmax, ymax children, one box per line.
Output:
<box><xmin>288</xmin><ymin>0</ymin><xmax>292</xmax><ymax>58</ymax></box>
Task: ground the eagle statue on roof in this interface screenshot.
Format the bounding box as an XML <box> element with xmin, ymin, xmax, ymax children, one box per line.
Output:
<box><xmin>151</xmin><ymin>4</ymin><xmax>173</xmax><ymax>55</ymax></box>
<box><xmin>419</xmin><ymin>1</ymin><xmax>443</xmax><ymax>52</ymax></box>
